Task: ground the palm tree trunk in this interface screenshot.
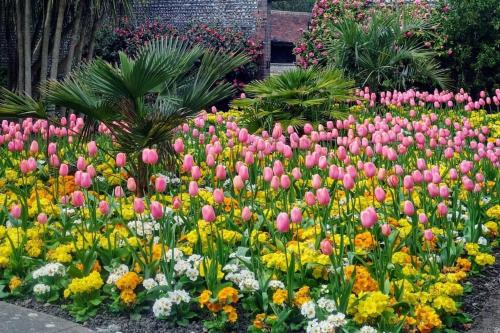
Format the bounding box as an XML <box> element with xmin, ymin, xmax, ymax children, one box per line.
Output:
<box><xmin>15</xmin><ymin>0</ymin><xmax>24</xmax><ymax>92</ymax></box>
<box><xmin>23</xmin><ymin>0</ymin><xmax>32</xmax><ymax>96</ymax></box>
<box><xmin>64</xmin><ymin>2</ymin><xmax>83</xmax><ymax>76</ymax></box>
<box><xmin>40</xmin><ymin>0</ymin><xmax>53</xmax><ymax>84</ymax></box>
<box><xmin>49</xmin><ymin>0</ymin><xmax>66</xmax><ymax>80</ymax></box>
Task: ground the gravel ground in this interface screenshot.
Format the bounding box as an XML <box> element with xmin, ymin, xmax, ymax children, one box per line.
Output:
<box><xmin>7</xmin><ymin>249</ymin><xmax>500</xmax><ymax>333</ymax></box>
<box><xmin>455</xmin><ymin>250</ymin><xmax>500</xmax><ymax>332</ymax></box>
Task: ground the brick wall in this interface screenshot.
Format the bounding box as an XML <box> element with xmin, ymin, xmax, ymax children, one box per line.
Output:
<box><xmin>271</xmin><ymin>10</ymin><xmax>311</xmax><ymax>43</ymax></box>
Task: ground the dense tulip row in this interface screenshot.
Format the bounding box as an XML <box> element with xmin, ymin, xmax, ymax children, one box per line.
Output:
<box><xmin>0</xmin><ymin>93</ymin><xmax>499</xmax><ymax>332</ymax></box>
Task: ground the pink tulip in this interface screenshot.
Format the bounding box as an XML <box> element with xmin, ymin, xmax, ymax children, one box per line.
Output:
<box><xmin>48</xmin><ymin>142</ymin><xmax>57</xmax><ymax>155</ymax></box>
<box><xmin>213</xmin><ymin>188</ymin><xmax>225</xmax><ymax>204</ymax></box>
<box><xmin>280</xmin><ymin>174</ymin><xmax>291</xmax><ymax>189</ymax></box>
<box><xmin>374</xmin><ymin>187</ymin><xmax>386</xmax><ymax>202</ymax></box>
<box><xmin>360</xmin><ymin>207</ymin><xmax>378</xmax><ymax>228</ymax></box>
<box><xmin>133</xmin><ymin>197</ymin><xmax>145</xmax><ymax>214</ymax></box>
<box><xmin>155</xmin><ymin>176</ymin><xmax>167</xmax><ymax>192</ymax></box>
<box><xmin>403</xmin><ymin>201</ymin><xmax>415</xmax><ymax>216</ymax></box>
<box><xmin>71</xmin><ymin>191</ymin><xmax>85</xmax><ymax>207</ymax></box>
<box><xmin>10</xmin><ymin>204</ymin><xmax>21</xmax><ymax>219</ymax></box>
<box><xmin>77</xmin><ymin>156</ymin><xmax>86</xmax><ymax>171</ymax></box>
<box><xmin>173</xmin><ymin>138</ymin><xmax>184</xmax><ymax>153</ymax></box>
<box><xmin>233</xmin><ymin>175</ymin><xmax>245</xmax><ymax>191</ymax></box>
<box><xmin>238</xmin><ymin>165</ymin><xmax>249</xmax><ymax>181</ymax></box>
<box><xmin>316</xmin><ymin>188</ymin><xmax>331</xmax><ymax>206</ymax></box>
<box><xmin>115</xmin><ymin>153</ymin><xmax>126</xmax><ymax>167</ymax></box>
<box><xmin>215</xmin><ymin>164</ymin><xmax>226</xmax><ymax>180</ymax></box>
<box><xmin>29</xmin><ymin>140</ymin><xmax>39</xmax><ymax>154</ymax></box>
<box><xmin>381</xmin><ymin>223</ymin><xmax>391</xmax><ymax>236</ymax></box>
<box><xmin>418</xmin><ymin>213</ymin><xmax>428</xmax><ymax>224</ymax></box>
<box><xmin>127</xmin><ymin>177</ymin><xmax>137</xmax><ymax>192</ymax></box>
<box><xmin>311</xmin><ymin>174</ymin><xmax>322</xmax><ymax>189</ymax></box>
<box><xmin>59</xmin><ymin>163</ymin><xmax>69</xmax><ymax>176</ymax></box>
<box><xmin>423</xmin><ymin>229</ymin><xmax>434</xmax><ymax>241</ymax></box>
<box><xmin>80</xmin><ymin>172</ymin><xmax>92</xmax><ymax>188</ymax></box>
<box><xmin>320</xmin><ymin>239</ymin><xmax>333</xmax><ymax>255</ymax></box>
<box><xmin>114</xmin><ymin>186</ymin><xmax>124</xmax><ymax>198</ymax></box>
<box><xmin>173</xmin><ymin>197</ymin><xmax>182</xmax><ymax>210</ymax></box>
<box><xmin>87</xmin><ymin>141</ymin><xmax>98</xmax><ymax>157</ymax></box>
<box><xmin>202</xmin><ymin>205</ymin><xmax>216</xmax><ymax>222</ymax></box>
<box><xmin>98</xmin><ymin>201</ymin><xmax>110</xmax><ymax>215</ymax></box>
<box><xmin>304</xmin><ymin>191</ymin><xmax>316</xmax><ymax>206</ymax></box>
<box><xmin>37</xmin><ymin>213</ymin><xmax>48</xmax><ymax>225</ymax></box>
<box><xmin>276</xmin><ymin>212</ymin><xmax>290</xmax><ymax>232</ymax></box>
<box><xmin>363</xmin><ymin>162</ymin><xmax>376</xmax><ymax>178</ymax></box>
<box><xmin>241</xmin><ymin>207</ymin><xmax>252</xmax><ymax>222</ymax></box>
<box><xmin>150</xmin><ymin>201</ymin><xmax>164</xmax><ymax>220</ymax></box>
<box><xmin>343</xmin><ymin>174</ymin><xmax>355</xmax><ymax>190</ymax></box>
<box><xmin>189</xmin><ymin>181</ymin><xmax>199</xmax><ymax>196</ymax></box>
<box><xmin>183</xmin><ymin>155</ymin><xmax>194</xmax><ymax>172</ymax></box>
<box><xmin>437</xmin><ymin>202</ymin><xmax>448</xmax><ymax>217</ymax></box>
<box><xmin>290</xmin><ymin>207</ymin><xmax>302</xmax><ymax>224</ymax></box>
<box><xmin>142</xmin><ymin>148</ymin><xmax>159</xmax><ymax>165</ymax></box>
<box><xmin>263</xmin><ymin>167</ymin><xmax>273</xmax><ymax>182</ymax></box>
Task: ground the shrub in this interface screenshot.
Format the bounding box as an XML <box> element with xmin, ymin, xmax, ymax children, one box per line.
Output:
<box><xmin>96</xmin><ymin>20</ymin><xmax>263</xmax><ymax>89</ymax></box>
<box><xmin>436</xmin><ymin>0</ymin><xmax>500</xmax><ymax>93</ymax></box>
<box><xmin>326</xmin><ymin>11</ymin><xmax>450</xmax><ymax>91</ymax></box>
<box><xmin>233</xmin><ymin>67</ymin><xmax>354</xmax><ymax>133</ymax></box>
<box><xmin>295</xmin><ymin>0</ymin><xmax>445</xmax><ymax>69</ymax></box>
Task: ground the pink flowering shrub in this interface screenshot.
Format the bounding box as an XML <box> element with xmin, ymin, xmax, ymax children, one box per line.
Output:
<box><xmin>295</xmin><ymin>0</ymin><xmax>445</xmax><ymax>68</ymax></box>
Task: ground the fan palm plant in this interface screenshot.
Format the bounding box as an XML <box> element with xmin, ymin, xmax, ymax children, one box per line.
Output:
<box><xmin>326</xmin><ymin>11</ymin><xmax>450</xmax><ymax>91</ymax></box>
<box><xmin>0</xmin><ymin>37</ymin><xmax>249</xmax><ymax>195</ymax></box>
<box><xmin>233</xmin><ymin>66</ymin><xmax>354</xmax><ymax>133</ymax></box>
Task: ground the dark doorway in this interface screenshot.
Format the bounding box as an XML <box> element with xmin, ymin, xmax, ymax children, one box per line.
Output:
<box><xmin>271</xmin><ymin>41</ymin><xmax>295</xmax><ymax>63</ymax></box>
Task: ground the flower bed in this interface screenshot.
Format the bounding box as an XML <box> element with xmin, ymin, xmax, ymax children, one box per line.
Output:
<box><xmin>0</xmin><ymin>90</ymin><xmax>499</xmax><ymax>332</ymax></box>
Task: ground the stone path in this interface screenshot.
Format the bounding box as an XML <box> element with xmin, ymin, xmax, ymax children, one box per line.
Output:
<box><xmin>0</xmin><ymin>301</ymin><xmax>95</xmax><ymax>333</ymax></box>
<box><xmin>467</xmin><ymin>287</ymin><xmax>500</xmax><ymax>333</ymax></box>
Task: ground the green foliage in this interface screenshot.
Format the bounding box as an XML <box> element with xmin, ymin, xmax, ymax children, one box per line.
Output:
<box><xmin>271</xmin><ymin>0</ymin><xmax>316</xmax><ymax>12</ymax></box>
<box><xmin>326</xmin><ymin>11</ymin><xmax>450</xmax><ymax>91</ymax></box>
<box><xmin>437</xmin><ymin>0</ymin><xmax>500</xmax><ymax>93</ymax></box>
<box><xmin>1</xmin><ymin>37</ymin><xmax>248</xmax><ymax>193</ymax></box>
<box><xmin>234</xmin><ymin>67</ymin><xmax>354</xmax><ymax>133</ymax></box>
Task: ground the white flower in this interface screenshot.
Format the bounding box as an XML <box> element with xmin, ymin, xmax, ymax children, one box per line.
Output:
<box><xmin>360</xmin><ymin>325</ymin><xmax>378</xmax><ymax>333</ymax></box>
<box><xmin>143</xmin><ymin>278</ymin><xmax>158</xmax><ymax>291</ymax></box>
<box><xmin>32</xmin><ymin>263</ymin><xmax>66</xmax><ymax>279</ymax></box>
<box><xmin>306</xmin><ymin>319</ymin><xmax>321</xmax><ymax>333</ymax></box>
<box><xmin>301</xmin><ymin>301</ymin><xmax>316</xmax><ymax>319</ymax></box>
<box><xmin>478</xmin><ymin>236</ymin><xmax>488</xmax><ymax>245</ymax></box>
<box><xmin>155</xmin><ymin>273</ymin><xmax>168</xmax><ymax>286</ymax></box>
<box><xmin>238</xmin><ymin>277</ymin><xmax>259</xmax><ymax>292</ymax></box>
<box><xmin>164</xmin><ymin>248</ymin><xmax>183</xmax><ymax>262</ymax></box>
<box><xmin>33</xmin><ymin>283</ymin><xmax>50</xmax><ymax>295</ymax></box>
<box><xmin>168</xmin><ymin>289</ymin><xmax>190</xmax><ymax>304</ymax></box>
<box><xmin>317</xmin><ymin>297</ymin><xmax>337</xmax><ymax>313</ymax></box>
<box><xmin>174</xmin><ymin>260</ymin><xmax>191</xmax><ymax>275</ymax></box>
<box><xmin>326</xmin><ymin>312</ymin><xmax>347</xmax><ymax>327</ymax></box>
<box><xmin>223</xmin><ymin>264</ymin><xmax>240</xmax><ymax>273</ymax></box>
<box><xmin>186</xmin><ymin>268</ymin><xmax>199</xmax><ymax>281</ymax></box>
<box><xmin>268</xmin><ymin>280</ymin><xmax>285</xmax><ymax>290</ymax></box>
<box><xmin>106</xmin><ymin>264</ymin><xmax>129</xmax><ymax>284</ymax></box>
<box><xmin>152</xmin><ymin>297</ymin><xmax>173</xmax><ymax>318</ymax></box>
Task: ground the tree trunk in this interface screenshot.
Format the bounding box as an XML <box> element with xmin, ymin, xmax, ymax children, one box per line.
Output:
<box><xmin>49</xmin><ymin>0</ymin><xmax>66</xmax><ymax>80</ymax></box>
<box><xmin>86</xmin><ymin>14</ymin><xmax>102</xmax><ymax>61</ymax></box>
<box><xmin>15</xmin><ymin>0</ymin><xmax>24</xmax><ymax>92</ymax></box>
<box><xmin>64</xmin><ymin>2</ymin><xmax>83</xmax><ymax>76</ymax></box>
<box><xmin>40</xmin><ymin>0</ymin><xmax>53</xmax><ymax>84</ymax></box>
<box><xmin>23</xmin><ymin>0</ymin><xmax>32</xmax><ymax>96</ymax></box>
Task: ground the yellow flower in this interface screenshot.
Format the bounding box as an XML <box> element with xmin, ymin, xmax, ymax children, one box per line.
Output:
<box><xmin>415</xmin><ymin>304</ymin><xmax>442</xmax><ymax>333</ymax></box>
<box><xmin>217</xmin><ymin>287</ymin><xmax>239</xmax><ymax>304</ymax></box>
<box><xmin>293</xmin><ymin>286</ymin><xmax>311</xmax><ymax>307</ymax></box>
<box><xmin>348</xmin><ymin>291</ymin><xmax>391</xmax><ymax>324</ymax></box>
<box><xmin>272</xmin><ymin>289</ymin><xmax>288</xmax><ymax>305</ymax></box>
<box><xmin>223</xmin><ymin>305</ymin><xmax>238</xmax><ymax>323</ymax></box>
<box><xmin>65</xmin><ymin>271</ymin><xmax>103</xmax><ymax>296</ymax></box>
<box><xmin>116</xmin><ymin>272</ymin><xmax>142</xmax><ymax>290</ymax></box>
<box><xmin>120</xmin><ymin>289</ymin><xmax>137</xmax><ymax>306</ymax></box>
<box><xmin>475</xmin><ymin>252</ymin><xmax>495</xmax><ymax>266</ymax></box>
<box><xmin>9</xmin><ymin>276</ymin><xmax>22</xmax><ymax>291</ymax></box>
<box><xmin>432</xmin><ymin>295</ymin><xmax>457</xmax><ymax>313</ymax></box>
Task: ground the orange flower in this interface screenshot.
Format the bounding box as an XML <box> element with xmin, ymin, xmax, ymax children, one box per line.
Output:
<box><xmin>116</xmin><ymin>272</ymin><xmax>142</xmax><ymax>290</ymax></box>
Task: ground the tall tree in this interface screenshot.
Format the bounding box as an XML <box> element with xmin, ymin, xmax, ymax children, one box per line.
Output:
<box><xmin>39</xmin><ymin>0</ymin><xmax>53</xmax><ymax>84</ymax></box>
<box><xmin>23</xmin><ymin>0</ymin><xmax>32</xmax><ymax>96</ymax></box>
<box><xmin>49</xmin><ymin>0</ymin><xmax>66</xmax><ymax>80</ymax></box>
<box><xmin>15</xmin><ymin>0</ymin><xmax>24</xmax><ymax>92</ymax></box>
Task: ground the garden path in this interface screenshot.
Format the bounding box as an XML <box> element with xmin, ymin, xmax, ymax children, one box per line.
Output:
<box><xmin>0</xmin><ymin>301</ymin><xmax>95</xmax><ymax>333</ymax></box>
